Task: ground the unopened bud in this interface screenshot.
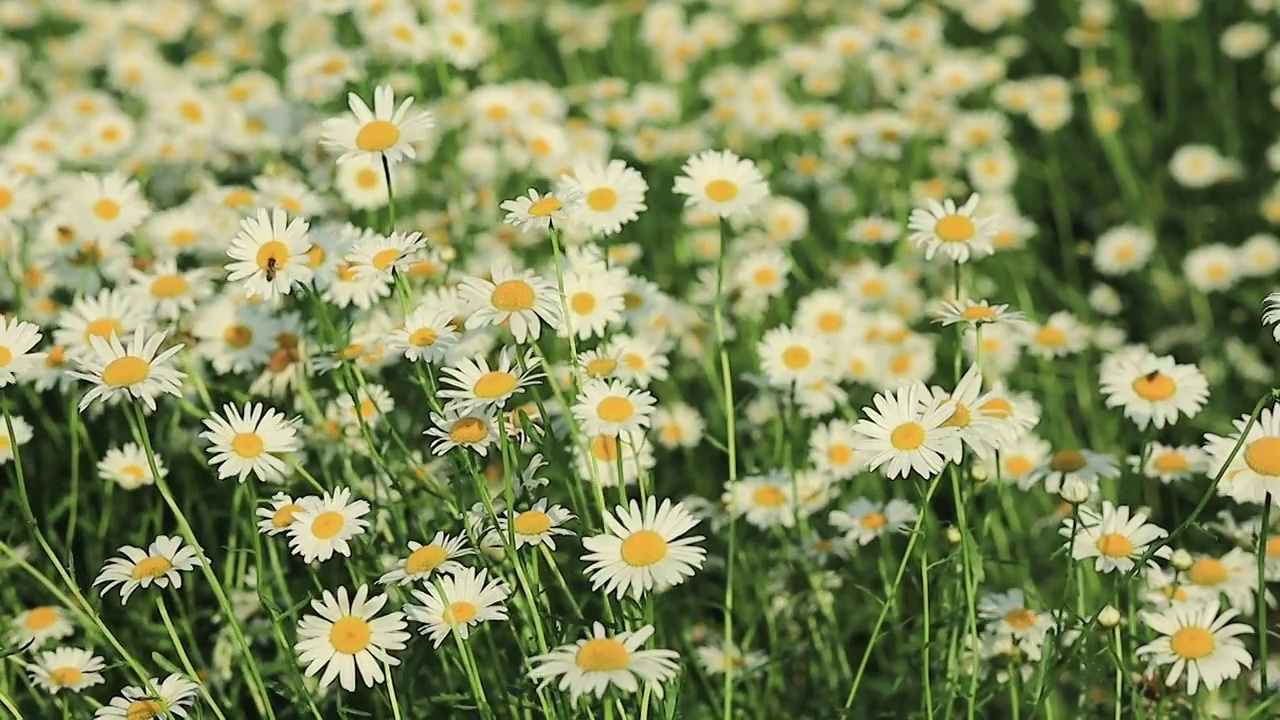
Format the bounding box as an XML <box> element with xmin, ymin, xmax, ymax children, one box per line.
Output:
<box><xmin>1171</xmin><ymin>549</ymin><xmax>1193</xmax><ymax>571</ymax></box>
<box><xmin>1097</xmin><ymin>605</ymin><xmax>1122</xmax><ymax>628</ymax></box>
<box><xmin>1060</xmin><ymin>478</ymin><xmax>1092</xmax><ymax>504</ymax></box>
<box><xmin>946</xmin><ymin>526</ymin><xmax>962</xmax><ymax>544</ymax></box>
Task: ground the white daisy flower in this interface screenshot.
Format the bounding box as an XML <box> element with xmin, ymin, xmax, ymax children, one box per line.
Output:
<box><xmin>26</xmin><ymin>647</ymin><xmax>106</xmax><ymax>695</ymax></box>
<box><xmin>425</xmin><ymin>408</ymin><xmax>497</xmax><ymax>456</ymax></box>
<box><xmin>256</xmin><ymin>492</ymin><xmax>305</xmax><ymax>536</ymax></box>
<box><xmin>851</xmin><ymin>383</ymin><xmax>963</xmax><ymax>480</ymax></box>
<box><xmin>0</xmin><ymin>414</ymin><xmax>33</xmax><ymax>465</ymax></box>
<box><xmin>500</xmin><ymin>188</ymin><xmax>583</xmax><ymax>232</ymax></box>
<box><xmin>527</xmin><ymin>623</ymin><xmax>680</xmax><ymax>703</ymax></box>
<box><xmin>70</xmin><ymin>327</ymin><xmax>185</xmax><ymax>412</ymax></box>
<box><xmin>1204</xmin><ymin>406</ymin><xmax>1280</xmax><ymax>508</ymax></box>
<box><xmin>695</xmin><ymin>642</ymin><xmax>768</xmax><ymax>677</ymax></box>
<box><xmin>224</xmin><ymin>208</ymin><xmax>313</xmax><ymax>301</ymax></box>
<box><xmin>0</xmin><ymin>316</ymin><xmax>43</xmax><ymax>386</ymax></box>
<box><xmin>458</xmin><ymin>265</ymin><xmax>563</xmax><ymax>343</ymax></box>
<box><xmin>979</xmin><ymin>589</ymin><xmax>1056</xmax><ymax>654</ymax></box>
<box><xmin>1137</xmin><ymin>601</ymin><xmax>1253</xmax><ymax>695</ymax></box>
<box><xmin>672</xmin><ymin>149</ymin><xmax>770</xmax><ymax>219</ymax></box>
<box><xmin>559</xmin><ymin>158</ymin><xmax>648</xmax><ymax>236</ymax></box>
<box><xmin>320</xmin><ymin>84</ymin><xmax>434</xmax><ymax>165</ymax></box>
<box><xmin>93</xmin><ymin>535</ymin><xmax>203</xmax><ymax>604</ymax></box>
<box><xmin>200</xmin><ymin>402</ymin><xmax>301</xmax><ymax>484</ymax></box>
<box><xmin>1099</xmin><ymin>350</ymin><xmax>1209</xmax><ymax>430</ymax></box>
<box><xmin>571</xmin><ymin>378</ymin><xmax>657</xmax><ymax>437</ymax></box>
<box><xmin>497</xmin><ymin>499</ymin><xmax>576</xmax><ymax>550</ymax></box>
<box><xmin>295</xmin><ymin>585</ymin><xmax>410</xmax><ymax>692</ymax></box>
<box><xmin>757</xmin><ymin>325</ymin><xmax>831</xmax><ymax>388</ymax></box>
<box><xmin>406</xmin><ymin>566</ymin><xmax>510</xmax><ymax>648</ymax></box>
<box><xmin>97</xmin><ymin>442</ymin><xmax>165</xmax><ymax>490</ymax></box>
<box><xmin>287</xmin><ymin>488</ymin><xmax>370</xmax><ymax>564</ymax></box>
<box><xmin>389</xmin><ymin>305</ymin><xmax>458</xmax><ymax>364</ymax></box>
<box><xmin>1060</xmin><ymin>501</ymin><xmax>1172</xmax><ymax>573</ymax></box>
<box><xmin>829</xmin><ymin>498</ymin><xmax>918</xmax><ymax>546</ymax></box>
<box><xmin>345</xmin><ymin>230</ymin><xmax>427</xmax><ymax>281</ymax></box>
<box><xmin>10</xmin><ymin>606</ymin><xmax>74</xmax><ymax>649</ymax></box>
<box><xmin>437</xmin><ymin>349</ymin><xmax>542</xmax><ymax>414</ymax></box>
<box><xmin>93</xmin><ymin>674</ymin><xmax>199</xmax><ymax>720</ymax></box>
<box><xmin>1130</xmin><ymin>443</ymin><xmax>1208</xmax><ymax>484</ymax></box>
<box><xmin>582</xmin><ymin>499</ymin><xmax>706</xmax><ymax>599</ymax></box>
<box><xmin>906</xmin><ymin>193</ymin><xmax>996</xmax><ymax>263</ymax></box>
<box><xmin>1026</xmin><ymin>448</ymin><xmax>1119</xmax><ymax>495</ymax></box>
<box><xmin>724</xmin><ymin>472</ymin><xmax>796</xmax><ymax>529</ymax></box>
<box><xmin>377</xmin><ymin>533</ymin><xmax>474</xmax><ymax>586</ymax></box>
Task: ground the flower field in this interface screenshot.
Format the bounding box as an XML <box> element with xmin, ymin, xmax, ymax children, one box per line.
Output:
<box><xmin>3</xmin><ymin>0</ymin><xmax>1280</xmax><ymax>718</ymax></box>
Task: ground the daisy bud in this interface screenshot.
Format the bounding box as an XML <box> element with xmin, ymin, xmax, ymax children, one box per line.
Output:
<box><xmin>1060</xmin><ymin>478</ymin><xmax>1092</xmax><ymax>504</ymax></box>
<box><xmin>1097</xmin><ymin>605</ymin><xmax>1122</xmax><ymax>629</ymax></box>
<box><xmin>1171</xmin><ymin>548</ymin><xmax>1193</xmax><ymax>571</ymax></box>
<box><xmin>971</xmin><ymin>465</ymin><xmax>989</xmax><ymax>483</ymax></box>
<box><xmin>946</xmin><ymin>526</ymin><xmax>962</xmax><ymax>544</ymax></box>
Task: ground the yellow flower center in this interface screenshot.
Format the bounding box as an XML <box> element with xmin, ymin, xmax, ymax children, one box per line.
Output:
<box><xmin>328</xmin><ymin>616</ymin><xmax>372</xmax><ymax>654</ymax></box>
<box><xmin>586</xmin><ymin>187</ymin><xmax>617</xmax><ymax>211</ymax></box>
<box><xmin>889</xmin><ymin>353</ymin><xmax>913</xmax><ymax>375</ymax></box>
<box><xmin>271</xmin><ymin>503</ymin><xmax>301</xmax><ymax>528</ymax></box>
<box><xmin>48</xmin><ymin>666</ymin><xmax>82</xmax><ymax>687</ymax></box>
<box><xmin>355</xmin><ymin>167</ymin><xmax>380</xmax><ymax>189</ymax></box>
<box><xmin>704</xmin><ymin>179</ymin><xmax>739</xmax><ymax>202</ymax></box>
<box><xmin>828</xmin><ymin>444</ymin><xmax>853</xmax><ymax>465</ymax></box>
<box><xmin>121</xmin><ymin>464</ymin><xmax>145</xmax><ymax>479</ymax></box>
<box><xmin>223</xmin><ymin>324</ymin><xmax>253</xmax><ymax>348</ymax></box>
<box><xmin>23</xmin><ymin>606</ymin><xmax>56</xmax><ymax>630</ymax></box>
<box><xmin>1003</xmin><ymin>608</ymin><xmax>1037</xmax><ymax>630</ymax></box>
<box><xmin>1245</xmin><ymin>437</ymin><xmax>1280</xmax><ymax>476</ymax></box>
<box><xmin>125</xmin><ymin>699</ymin><xmax>165</xmax><ymax>720</ymax></box>
<box><xmin>1188</xmin><ymin>558</ymin><xmax>1227</xmax><ymax>586</ymax></box>
<box><xmin>129</xmin><ymin>556</ymin><xmax>173</xmax><ymax>580</ymax></box>
<box><xmin>1095</xmin><ymin>532</ymin><xmax>1134</xmax><ymax>558</ymax></box>
<box><xmin>752</xmin><ymin>267</ymin><xmax>777</xmax><ymax>286</ymax></box>
<box><xmin>409</xmin><ymin>327</ymin><xmax>437</xmax><ymax>346</ymax></box>
<box><xmin>526</xmin><ymin>197</ymin><xmax>562</xmax><ymax>217</ymax></box>
<box><xmin>597</xmin><ymin>396</ymin><xmax>634</xmax><ymax>423</ymax></box>
<box><xmin>310</xmin><ymin>511</ymin><xmax>346</xmax><ymax>540</ymax></box>
<box><xmin>622</xmin><ymin>353</ymin><xmax>644</xmax><ymax>370</ymax></box>
<box><xmin>150</xmin><ymin>274</ymin><xmax>188</xmax><ymax>298</ymax></box>
<box><xmin>1050</xmin><ymin>450</ymin><xmax>1087</xmax><ymax>473</ymax></box>
<box><xmin>255</xmin><ymin>240</ymin><xmax>289</xmax><ymax>271</ymax></box>
<box><xmin>443</xmin><ymin>601</ymin><xmax>477</xmax><ymax>625</ymax></box>
<box><xmin>490</xmin><ymin>279</ymin><xmax>536</xmax><ymax>312</ymax></box>
<box><xmin>935</xmin><ymin>214</ymin><xmax>975</xmax><ymax>242</ymax></box>
<box><xmin>371</xmin><ymin>248</ymin><xmax>400</xmax><ymax>270</ymax></box>
<box><xmin>1005</xmin><ymin>456</ymin><xmax>1034</xmax><ymax>475</ymax></box>
<box><xmin>93</xmin><ymin>198</ymin><xmax>120</xmax><ymax>221</ymax></box>
<box><xmin>1035</xmin><ymin>326</ymin><xmax>1067</xmax><ymax>347</ymax></box>
<box><xmin>449</xmin><ymin>417</ymin><xmax>489</xmax><ymax>444</ymax></box>
<box><xmin>979</xmin><ymin>397</ymin><xmax>1013</xmax><ymax>419</ymax></box>
<box><xmin>585</xmin><ymin>357</ymin><xmax>617</xmax><ymax>377</ymax></box>
<box><xmin>961</xmin><ymin>305</ymin><xmax>997</xmax><ymax>321</ymax></box>
<box><xmin>355</xmin><ymin>119</ymin><xmax>401</xmax><ymax>152</ymax></box>
<box><xmin>781</xmin><ymin>345</ymin><xmax>811</xmax><ymax>370</ymax></box>
<box><xmin>889</xmin><ymin>422</ymin><xmax>925</xmax><ymax>451</ymax></box>
<box><xmin>1132</xmin><ymin>372</ymin><xmax>1176</xmax><ymax>401</ymax></box>
<box><xmin>620</xmin><ymin>529</ymin><xmax>668</xmax><ymax>567</ymax></box>
<box><xmin>751</xmin><ymin>484</ymin><xmax>786</xmax><ymax>507</ymax></box>
<box><xmin>101</xmin><ymin>356</ymin><xmax>150</xmax><ymax>387</ymax></box>
<box><xmin>590</xmin><ymin>434</ymin><xmax>619</xmax><ymax>461</ymax></box>
<box><xmin>0</xmin><ymin>187</ymin><xmax>12</xmax><ymax>210</ymax></box>
<box><xmin>1152</xmin><ymin>451</ymin><xmax>1189</xmax><ymax>473</ymax></box>
<box><xmin>1169</xmin><ymin>626</ymin><xmax>1215</xmax><ymax>660</ymax></box>
<box><xmin>817</xmin><ymin>312</ymin><xmax>842</xmax><ymax>333</ymax></box>
<box><xmin>231</xmin><ymin>432</ymin><xmax>264</xmax><ymax>458</ymax></box>
<box><xmin>1267</xmin><ymin>536</ymin><xmax>1280</xmax><ymax>557</ymax></box>
<box><xmin>405</xmin><ymin>544</ymin><xmax>447</xmax><ymax>574</ymax></box>
<box><xmin>570</xmin><ymin>292</ymin><xmax>596</xmax><ymax>315</ymax></box>
<box><xmin>860</xmin><ymin>511</ymin><xmax>887</xmax><ymax>529</ymax></box>
<box><xmin>514</xmin><ymin>510</ymin><xmax>552</xmax><ymax>535</ymax></box>
<box><xmin>576</xmin><ymin>637</ymin><xmax>630</xmax><ymax>671</ymax></box>
<box><xmin>941</xmin><ymin>403</ymin><xmax>971</xmax><ymax>428</ymax></box>
<box><xmin>0</xmin><ymin>347</ymin><xmax>10</xmax><ymax>368</ymax></box>
<box><xmin>473</xmin><ymin>371</ymin><xmax>517</xmax><ymax>399</ymax></box>
<box><xmin>85</xmin><ymin>317</ymin><xmax>123</xmax><ymax>341</ymax></box>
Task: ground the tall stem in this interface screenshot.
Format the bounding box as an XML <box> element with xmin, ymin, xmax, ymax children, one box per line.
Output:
<box><xmin>715</xmin><ymin>218</ymin><xmax>739</xmax><ymax>720</ymax></box>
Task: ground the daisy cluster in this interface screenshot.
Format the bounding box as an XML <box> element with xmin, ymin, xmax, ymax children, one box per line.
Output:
<box><xmin>1</xmin><ymin>0</ymin><xmax>1280</xmax><ymax>718</ymax></box>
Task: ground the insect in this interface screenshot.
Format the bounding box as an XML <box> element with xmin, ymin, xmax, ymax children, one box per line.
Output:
<box><xmin>1145</xmin><ymin>370</ymin><xmax>1160</xmax><ymax>381</ymax></box>
<box><xmin>264</xmin><ymin>256</ymin><xmax>278</xmax><ymax>281</ymax></box>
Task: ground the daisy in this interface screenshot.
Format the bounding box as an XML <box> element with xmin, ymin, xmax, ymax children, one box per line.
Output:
<box><xmin>852</xmin><ymin>383</ymin><xmax>963</xmax><ymax>480</ymax></box>
<box><xmin>560</xmin><ymin>268</ymin><xmax>626</xmax><ymax>340</ymax></box>
<box><xmin>1185</xmin><ymin>244</ymin><xmax>1241</xmax><ymax>293</ymax></box>
<box><xmin>377</xmin><ymin>533</ymin><xmax>474</xmax><ymax>586</ymax></box>
<box><xmin>652</xmin><ymin>403</ymin><xmax>705</xmax><ymax>450</ymax></box>
<box><xmin>829</xmin><ymin>498</ymin><xmax>918</xmax><ymax>546</ymax></box>
<box><xmin>320</xmin><ymin>85</ymin><xmax>434</xmax><ymax>165</ymax></box>
<box><xmin>1100</xmin><ymin>351</ymin><xmax>1209</xmax><ymax>430</ymax></box>
<box><xmin>1132</xmin><ymin>443</ymin><xmax>1208</xmax><ymax>484</ymax></box>
<box><xmin>1182</xmin><ymin>548</ymin><xmax>1266</xmax><ymax>614</ymax></box>
<box><xmin>93</xmin><ymin>535</ymin><xmax>203</xmax><ymax>604</ymax></box>
<box><xmin>572</xmin><ymin>379</ymin><xmax>657</xmax><ymax>436</ymax></box>
<box><xmin>200</xmin><ymin>402</ymin><xmax>301</xmax><ymax>484</ymax></box>
<box><xmin>1203</xmin><ymin>406</ymin><xmax>1280</xmax><ymax>507</ymax></box>
<box><xmin>0</xmin><ymin>316</ymin><xmax>43</xmax><ymax>386</ymax></box>
<box><xmin>757</xmin><ymin>325</ymin><xmax>831</xmax><ymax>388</ymax></box>
<box><xmin>498</xmin><ymin>499</ymin><xmax>576</xmax><ymax>549</ymax></box>
<box><xmin>0</xmin><ymin>414</ymin><xmax>32</xmax><ymax>464</ymax></box>
<box><xmin>500</xmin><ymin>188</ymin><xmax>583</xmax><ymax>232</ymax></box>
<box><xmin>695</xmin><ymin>642</ymin><xmax>768</xmax><ymax>677</ymax></box>
<box><xmin>906</xmin><ymin>194</ymin><xmax>996</xmax><ymax>263</ymax></box>
<box><xmin>979</xmin><ymin>589</ymin><xmax>1056</xmax><ymax>651</ymax></box>
<box><xmin>1093</xmin><ymin>225</ymin><xmax>1155</xmax><ymax>276</ymax></box>
<box><xmin>295</xmin><ymin>585</ymin><xmax>410</xmax><ymax>691</ymax></box>
<box><xmin>581</xmin><ymin>499</ymin><xmax>707</xmax><ymax>600</ymax></box>
<box><xmin>1024</xmin><ymin>311</ymin><xmax>1089</xmax><ymax>359</ymax></box>
<box><xmin>257</xmin><ymin>492</ymin><xmax>305</xmax><ymax>536</ymax></box>
<box><xmin>345</xmin><ymin>230</ymin><xmax>427</xmax><ymax>281</ymax></box>
<box><xmin>425</xmin><ymin>408</ymin><xmax>497</xmax><ymax>456</ymax></box>
<box><xmin>406</xmin><ymin>566</ymin><xmax>510</xmax><ymax>648</ymax></box>
<box><xmin>224</xmin><ymin>208</ymin><xmax>313</xmax><ymax>301</ymax></box>
<box><xmin>672</xmin><ymin>149</ymin><xmax>770</xmax><ymax>219</ymax></box>
<box><xmin>437</xmin><ymin>349</ymin><xmax>542</xmax><ymax>413</ymax></box>
<box><xmin>63</xmin><ymin>171</ymin><xmax>150</xmax><ymax>243</ymax></box>
<box><xmin>527</xmin><ymin>622</ymin><xmax>680</xmax><ymax>703</ymax></box>
<box><xmin>26</xmin><ymin>647</ymin><xmax>106</xmax><ymax>694</ymax></box>
<box><xmin>808</xmin><ymin>420</ymin><xmax>864</xmax><ymax>481</ymax></box>
<box><xmin>93</xmin><ymin>674</ymin><xmax>200</xmax><ymax>720</ymax></box>
<box><xmin>1137</xmin><ymin>601</ymin><xmax>1253</xmax><ymax>695</ymax></box>
<box><xmin>930</xmin><ymin>298</ymin><xmax>1027</xmax><ymax>329</ymax></box>
<box><xmin>458</xmin><ymin>265</ymin><xmax>562</xmax><ymax>343</ymax></box>
<box><xmin>1060</xmin><ymin>502</ymin><xmax>1172</xmax><ymax>573</ymax></box>
<box><xmin>1026</xmin><ymin>448</ymin><xmax>1119</xmax><ymax>495</ymax></box>
<box><xmin>928</xmin><ymin>364</ymin><xmax>1017</xmax><ymax>458</ymax></box>
<box><xmin>97</xmin><ymin>442</ymin><xmax>165</xmax><ymax>490</ymax></box>
<box><xmin>288</xmin><ymin>488</ymin><xmax>370</xmax><ymax>564</ymax></box>
<box><xmin>560</xmin><ymin>159</ymin><xmax>648</xmax><ymax>236</ymax></box>
<box><xmin>389</xmin><ymin>305</ymin><xmax>458</xmax><ymax>364</ymax></box>
<box><xmin>70</xmin><ymin>328</ymin><xmax>185</xmax><ymax>412</ymax></box>
<box><xmin>10</xmin><ymin>606</ymin><xmax>74</xmax><ymax>649</ymax></box>
<box><xmin>724</xmin><ymin>472</ymin><xmax>797</xmax><ymax>529</ymax></box>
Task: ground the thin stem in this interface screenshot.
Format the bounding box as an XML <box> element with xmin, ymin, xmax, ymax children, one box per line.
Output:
<box><xmin>715</xmin><ymin>217</ymin><xmax>739</xmax><ymax>720</ymax></box>
<box><xmin>156</xmin><ymin>596</ymin><xmax>228</xmax><ymax>720</ymax></box>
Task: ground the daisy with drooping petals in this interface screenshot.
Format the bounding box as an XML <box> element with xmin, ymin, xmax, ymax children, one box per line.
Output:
<box><xmin>927</xmin><ymin>364</ymin><xmax>1016</xmax><ymax>459</ymax></box>
<box><xmin>498</xmin><ymin>499</ymin><xmax>576</xmax><ymax>549</ymax></box>
<box><xmin>437</xmin><ymin>349</ymin><xmax>542</xmax><ymax>413</ymax></box>
<box><xmin>852</xmin><ymin>383</ymin><xmax>963</xmax><ymax>480</ymax></box>
<box><xmin>1060</xmin><ymin>501</ymin><xmax>1172</xmax><ymax>573</ymax></box>
<box><xmin>321</xmin><ymin>84</ymin><xmax>434</xmax><ymax>165</ymax></box>
<box><xmin>26</xmin><ymin>647</ymin><xmax>106</xmax><ymax>695</ymax></box>
<box><xmin>582</xmin><ymin>499</ymin><xmax>707</xmax><ymax>600</ymax></box>
<box><xmin>10</xmin><ymin>606</ymin><xmax>74</xmax><ymax>649</ymax></box>
<box><xmin>1026</xmin><ymin>448</ymin><xmax>1119</xmax><ymax>495</ymax></box>
<box><xmin>931</xmin><ymin>298</ymin><xmax>1027</xmax><ymax>329</ymax></box>
<box><xmin>1137</xmin><ymin>601</ymin><xmax>1253</xmax><ymax>695</ymax></box>
<box><xmin>560</xmin><ymin>158</ymin><xmax>648</xmax><ymax>235</ymax></box>
<box><xmin>527</xmin><ymin>622</ymin><xmax>680</xmax><ymax>703</ymax></box>
<box><xmin>1099</xmin><ymin>350</ymin><xmax>1209</xmax><ymax>430</ymax></box>
<box><xmin>500</xmin><ymin>188</ymin><xmax>583</xmax><ymax>232</ymax></box>
<box><xmin>906</xmin><ymin>194</ymin><xmax>996</xmax><ymax>263</ymax></box>
<box><xmin>345</xmin><ymin>230</ymin><xmax>427</xmax><ymax>281</ymax></box>
<box><xmin>201</xmin><ymin>402</ymin><xmax>302</xmax><ymax>483</ymax></box>
<box><xmin>70</xmin><ymin>328</ymin><xmax>185</xmax><ymax>412</ymax></box>
<box><xmin>93</xmin><ymin>674</ymin><xmax>200</xmax><ymax>720</ymax></box>
<box><xmin>378</xmin><ymin>533</ymin><xmax>474</xmax><ymax>586</ymax></box>
<box><xmin>257</xmin><ymin>492</ymin><xmax>304</xmax><ymax>536</ymax></box>
<box><xmin>572</xmin><ymin>379</ymin><xmax>657</xmax><ymax>437</ymax></box>
<box><xmin>389</xmin><ymin>305</ymin><xmax>458</xmax><ymax>364</ymax></box>
<box><xmin>1204</xmin><ymin>406</ymin><xmax>1280</xmax><ymax>508</ymax></box>
<box><xmin>829</xmin><ymin>498</ymin><xmax>918</xmax><ymax>546</ymax></box>
<box><xmin>406</xmin><ymin>566</ymin><xmax>510</xmax><ymax>648</ymax></box>
<box><xmin>426</xmin><ymin>408</ymin><xmax>497</xmax><ymax>456</ymax></box>
<box><xmin>97</xmin><ymin>442</ymin><xmax>165</xmax><ymax>490</ymax></box>
<box><xmin>93</xmin><ymin>535</ymin><xmax>203</xmax><ymax>604</ymax></box>
<box><xmin>288</xmin><ymin>488</ymin><xmax>370</xmax><ymax>563</ymax></box>
<box><xmin>672</xmin><ymin>149</ymin><xmax>770</xmax><ymax>219</ymax></box>
<box><xmin>0</xmin><ymin>316</ymin><xmax>43</xmax><ymax>386</ymax></box>
<box><xmin>458</xmin><ymin>265</ymin><xmax>562</xmax><ymax>343</ymax></box>
<box><xmin>295</xmin><ymin>585</ymin><xmax>410</xmax><ymax>692</ymax></box>
<box><xmin>225</xmin><ymin>208</ymin><xmax>313</xmax><ymax>301</ymax></box>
